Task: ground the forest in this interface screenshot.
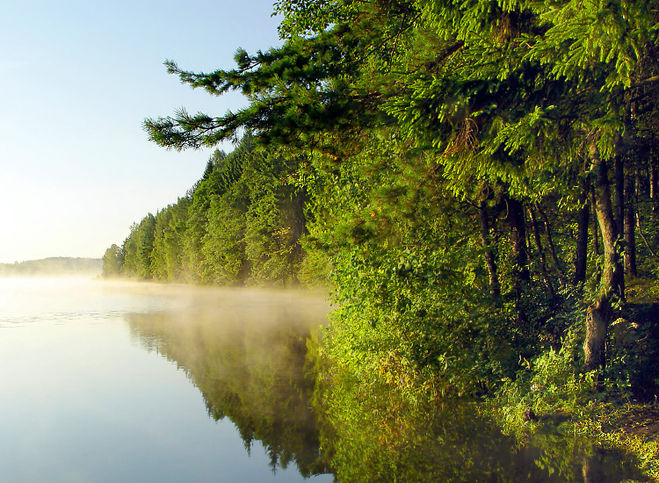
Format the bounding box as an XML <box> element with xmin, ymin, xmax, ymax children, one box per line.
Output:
<box><xmin>103</xmin><ymin>0</ymin><xmax>658</xmax><ymax>478</ymax></box>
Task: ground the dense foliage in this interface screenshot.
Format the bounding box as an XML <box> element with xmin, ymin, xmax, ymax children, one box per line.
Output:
<box><xmin>114</xmin><ymin>138</ymin><xmax>312</xmax><ymax>286</ymax></box>
<box><xmin>106</xmin><ymin>1</ymin><xmax>658</xmax><ymax>475</ymax></box>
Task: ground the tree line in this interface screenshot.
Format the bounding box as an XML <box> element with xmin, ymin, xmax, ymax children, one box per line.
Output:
<box><xmin>103</xmin><ymin>137</ymin><xmax>318</xmax><ymax>285</ymax></box>
<box><xmin>106</xmin><ymin>0</ymin><xmax>658</xmax><ymax>403</ymax></box>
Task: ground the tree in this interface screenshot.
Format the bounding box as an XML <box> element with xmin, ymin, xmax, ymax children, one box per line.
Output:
<box><xmin>141</xmin><ymin>0</ymin><xmax>657</xmax><ymax>391</ymax></box>
<box><xmin>102</xmin><ymin>244</ymin><xmax>124</xmax><ymax>277</ymax></box>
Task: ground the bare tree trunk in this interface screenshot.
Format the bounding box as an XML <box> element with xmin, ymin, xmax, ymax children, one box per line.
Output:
<box><xmin>593</xmin><ymin>151</ymin><xmax>624</xmax><ymax>303</ymax></box>
<box><xmin>613</xmin><ymin>155</ymin><xmax>625</xmax><ymax>236</ymax></box>
<box><xmin>285</xmin><ymin>188</ymin><xmax>308</xmax><ymax>285</ymax></box>
<box><xmin>584</xmin><ymin>143</ymin><xmax>624</xmax><ymax>372</ymax></box>
<box><xmin>651</xmin><ymin>156</ymin><xmax>658</xmax><ymax>216</ymax></box>
<box><xmin>479</xmin><ymin>198</ymin><xmax>500</xmax><ymax>297</ymax></box>
<box><xmin>590</xmin><ymin>189</ymin><xmax>601</xmax><ymax>255</ymax></box>
<box><xmin>620</xmin><ymin>100</ymin><xmax>638</xmax><ymax>277</ymax></box>
<box><xmin>585</xmin><ymin>296</ymin><xmax>610</xmax><ymax>372</ymax></box>
<box><xmin>524</xmin><ymin>208</ymin><xmax>532</xmax><ymax>260</ymax></box>
<box><xmin>582</xmin><ymin>450</ymin><xmax>605</xmax><ymax>483</ymax></box>
<box><xmin>624</xmin><ymin>167</ymin><xmax>637</xmax><ymax>277</ymax></box>
<box><xmin>574</xmin><ymin>180</ymin><xmax>590</xmax><ymax>285</ymax></box>
<box><xmin>507</xmin><ymin>197</ymin><xmax>529</xmax><ymax>323</ymax></box>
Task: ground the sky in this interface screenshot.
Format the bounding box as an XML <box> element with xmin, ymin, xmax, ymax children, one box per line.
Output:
<box><xmin>0</xmin><ymin>0</ymin><xmax>282</xmax><ymax>263</ymax></box>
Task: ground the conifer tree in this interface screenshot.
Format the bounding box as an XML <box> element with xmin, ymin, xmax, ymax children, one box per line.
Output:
<box><xmin>142</xmin><ymin>0</ymin><xmax>657</xmax><ymax>384</ymax></box>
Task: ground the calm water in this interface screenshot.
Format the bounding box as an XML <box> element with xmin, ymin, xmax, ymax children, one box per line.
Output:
<box><xmin>0</xmin><ymin>278</ymin><xmax>647</xmax><ymax>482</ymax></box>
<box><xmin>0</xmin><ymin>277</ymin><xmax>332</xmax><ymax>483</ymax></box>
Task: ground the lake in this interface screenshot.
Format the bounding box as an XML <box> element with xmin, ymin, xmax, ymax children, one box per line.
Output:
<box><xmin>0</xmin><ymin>277</ymin><xmax>331</xmax><ymax>483</ymax></box>
<box><xmin>0</xmin><ymin>277</ymin><xmax>646</xmax><ymax>482</ymax></box>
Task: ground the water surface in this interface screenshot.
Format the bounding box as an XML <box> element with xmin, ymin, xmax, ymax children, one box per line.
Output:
<box><xmin>0</xmin><ymin>277</ymin><xmax>331</xmax><ymax>482</ymax></box>
<box><xmin>0</xmin><ymin>278</ymin><xmax>647</xmax><ymax>482</ymax></box>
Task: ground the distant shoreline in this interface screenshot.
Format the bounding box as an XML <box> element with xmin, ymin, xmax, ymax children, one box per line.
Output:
<box><xmin>0</xmin><ymin>257</ymin><xmax>102</xmax><ymax>276</ymax></box>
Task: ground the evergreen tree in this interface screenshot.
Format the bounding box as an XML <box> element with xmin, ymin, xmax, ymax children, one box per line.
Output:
<box><xmin>102</xmin><ymin>244</ymin><xmax>124</xmax><ymax>277</ymax></box>
<box><xmin>129</xmin><ymin>0</ymin><xmax>658</xmax><ymax>397</ymax></box>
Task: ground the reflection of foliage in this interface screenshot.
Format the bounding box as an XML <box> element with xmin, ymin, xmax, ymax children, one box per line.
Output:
<box><xmin>123</xmin><ymin>287</ymin><xmax>648</xmax><ymax>481</ymax></box>
<box><xmin>313</xmin><ymin>352</ymin><xmax>647</xmax><ymax>482</ymax></box>
<box><xmin>124</xmin><ymin>291</ymin><xmax>331</xmax><ymax>477</ymax></box>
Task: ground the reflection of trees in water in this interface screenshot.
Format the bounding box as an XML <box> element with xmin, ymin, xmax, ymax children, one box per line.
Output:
<box><xmin>315</xmin><ymin>365</ymin><xmax>648</xmax><ymax>482</ymax></box>
<box><xmin>125</xmin><ymin>294</ymin><xmax>646</xmax><ymax>482</ymax></box>
<box><xmin>125</xmin><ymin>297</ymin><xmax>330</xmax><ymax>478</ymax></box>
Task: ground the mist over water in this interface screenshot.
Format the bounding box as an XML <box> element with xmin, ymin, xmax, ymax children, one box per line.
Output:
<box><xmin>0</xmin><ymin>277</ymin><xmax>332</xmax><ymax>482</ymax></box>
<box><xmin>1</xmin><ymin>277</ymin><xmax>646</xmax><ymax>482</ymax></box>
<box><xmin>125</xmin><ymin>287</ymin><xmax>332</xmax><ymax>477</ymax></box>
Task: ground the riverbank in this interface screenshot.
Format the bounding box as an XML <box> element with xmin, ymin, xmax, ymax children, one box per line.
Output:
<box><xmin>583</xmin><ymin>401</ymin><xmax>659</xmax><ymax>479</ymax></box>
<box><xmin>488</xmin><ymin>396</ymin><xmax>659</xmax><ymax>480</ymax></box>
<box><xmin>486</xmin><ymin>278</ymin><xmax>659</xmax><ymax>481</ymax></box>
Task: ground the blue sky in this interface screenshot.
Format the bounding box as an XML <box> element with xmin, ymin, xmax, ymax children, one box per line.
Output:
<box><xmin>0</xmin><ymin>0</ymin><xmax>282</xmax><ymax>263</ymax></box>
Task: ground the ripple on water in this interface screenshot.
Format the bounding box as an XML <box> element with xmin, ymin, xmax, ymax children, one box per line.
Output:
<box><xmin>0</xmin><ymin>309</ymin><xmax>128</xmax><ymax>328</ymax></box>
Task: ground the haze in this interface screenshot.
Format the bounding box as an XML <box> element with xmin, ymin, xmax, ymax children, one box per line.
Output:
<box><xmin>0</xmin><ymin>0</ymin><xmax>281</xmax><ymax>264</ymax></box>
<box><xmin>0</xmin><ymin>277</ymin><xmax>332</xmax><ymax>481</ymax></box>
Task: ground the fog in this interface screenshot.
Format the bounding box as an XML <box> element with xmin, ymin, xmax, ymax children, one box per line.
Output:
<box><xmin>0</xmin><ymin>277</ymin><xmax>333</xmax><ymax>481</ymax></box>
<box><xmin>0</xmin><ymin>257</ymin><xmax>101</xmax><ymax>277</ymax></box>
<box><xmin>121</xmin><ymin>284</ymin><xmax>332</xmax><ymax>475</ymax></box>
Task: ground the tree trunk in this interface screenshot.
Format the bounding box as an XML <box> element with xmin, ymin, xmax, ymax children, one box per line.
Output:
<box><xmin>592</xmin><ymin>148</ymin><xmax>624</xmax><ymax>301</ymax></box>
<box><xmin>507</xmin><ymin>197</ymin><xmax>529</xmax><ymax>323</ymax></box>
<box><xmin>284</xmin><ymin>188</ymin><xmax>308</xmax><ymax>284</ymax></box>
<box><xmin>584</xmin><ymin>295</ymin><xmax>609</xmax><ymax>372</ymax></box>
<box><xmin>590</xmin><ymin>189</ymin><xmax>601</xmax><ymax>255</ymax></box>
<box><xmin>479</xmin><ymin>198</ymin><xmax>500</xmax><ymax>297</ymax></box>
<box><xmin>624</xmin><ymin>167</ymin><xmax>637</xmax><ymax>277</ymax></box>
<box><xmin>613</xmin><ymin>155</ymin><xmax>625</xmax><ymax>236</ymax></box>
<box><xmin>574</xmin><ymin>178</ymin><xmax>590</xmax><ymax>285</ymax></box>
<box><xmin>651</xmin><ymin>156</ymin><xmax>657</xmax><ymax>216</ymax></box>
<box><xmin>529</xmin><ymin>206</ymin><xmax>554</xmax><ymax>296</ymax></box>
<box><xmin>584</xmin><ymin>143</ymin><xmax>624</xmax><ymax>372</ymax></box>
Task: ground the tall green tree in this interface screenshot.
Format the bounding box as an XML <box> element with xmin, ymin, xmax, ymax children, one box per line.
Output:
<box><xmin>102</xmin><ymin>244</ymin><xmax>124</xmax><ymax>277</ymax></box>
<box><xmin>139</xmin><ymin>0</ymin><xmax>657</xmax><ymax>392</ymax></box>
